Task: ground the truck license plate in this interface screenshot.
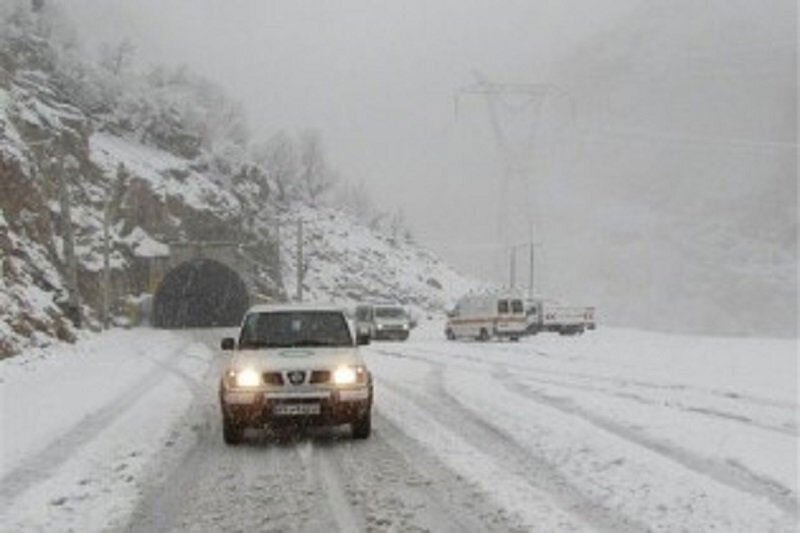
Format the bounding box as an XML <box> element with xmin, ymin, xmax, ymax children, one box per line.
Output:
<box><xmin>273</xmin><ymin>403</ymin><xmax>321</xmax><ymax>416</ymax></box>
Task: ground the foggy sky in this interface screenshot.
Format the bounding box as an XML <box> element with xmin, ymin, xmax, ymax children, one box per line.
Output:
<box><xmin>57</xmin><ymin>0</ymin><xmax>640</xmax><ymax>279</ymax></box>
<box><xmin>54</xmin><ymin>1</ymin><xmax>797</xmax><ymax>335</ymax></box>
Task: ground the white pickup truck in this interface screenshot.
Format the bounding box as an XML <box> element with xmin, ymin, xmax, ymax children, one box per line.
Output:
<box><xmin>218</xmin><ymin>304</ymin><xmax>373</xmax><ymax>444</ymax></box>
<box><xmin>525</xmin><ymin>299</ymin><xmax>595</xmax><ymax>336</ymax></box>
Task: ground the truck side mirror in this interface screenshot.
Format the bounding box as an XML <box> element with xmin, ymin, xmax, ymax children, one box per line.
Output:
<box><xmin>220</xmin><ymin>338</ymin><xmax>235</xmax><ymax>350</ymax></box>
<box><xmin>356</xmin><ymin>334</ymin><xmax>371</xmax><ymax>346</ymax></box>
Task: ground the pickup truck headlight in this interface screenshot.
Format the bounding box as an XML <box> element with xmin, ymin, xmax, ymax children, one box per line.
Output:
<box><xmin>234</xmin><ymin>368</ymin><xmax>261</xmax><ymax>387</ymax></box>
<box><xmin>333</xmin><ymin>366</ymin><xmax>367</xmax><ymax>385</ymax></box>
<box><xmin>402</xmin><ymin>323</ymin><xmax>409</xmax><ymax>330</ymax></box>
<box><xmin>333</xmin><ymin>366</ymin><xmax>357</xmax><ymax>385</ymax></box>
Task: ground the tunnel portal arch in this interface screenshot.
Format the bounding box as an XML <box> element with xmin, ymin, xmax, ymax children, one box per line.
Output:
<box><xmin>153</xmin><ymin>258</ymin><xmax>250</xmax><ymax>328</ymax></box>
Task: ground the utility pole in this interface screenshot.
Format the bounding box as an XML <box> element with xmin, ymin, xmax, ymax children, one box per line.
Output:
<box><xmin>528</xmin><ymin>222</ymin><xmax>535</xmax><ymax>299</ymax></box>
<box><xmin>275</xmin><ymin>219</ymin><xmax>281</xmax><ymax>285</ymax></box>
<box><xmin>528</xmin><ymin>241</ymin><xmax>535</xmax><ymax>299</ymax></box>
<box><xmin>295</xmin><ymin>219</ymin><xmax>303</xmax><ymax>302</ymax></box>
<box><xmin>509</xmin><ymin>245</ymin><xmax>516</xmax><ymax>289</ymax></box>
<box><xmin>102</xmin><ymin>163</ymin><xmax>129</xmax><ymax>329</ymax></box>
<box><xmin>57</xmin><ymin>152</ymin><xmax>81</xmax><ymax>328</ymax></box>
<box><xmin>102</xmin><ymin>202</ymin><xmax>111</xmax><ymax>329</ymax></box>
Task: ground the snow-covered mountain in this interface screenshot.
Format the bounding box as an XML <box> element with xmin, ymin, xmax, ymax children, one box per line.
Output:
<box><xmin>0</xmin><ymin>4</ymin><xmax>480</xmax><ymax>358</ymax></box>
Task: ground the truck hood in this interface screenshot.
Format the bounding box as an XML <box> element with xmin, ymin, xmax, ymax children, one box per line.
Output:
<box><xmin>228</xmin><ymin>346</ymin><xmax>364</xmax><ymax>372</ymax></box>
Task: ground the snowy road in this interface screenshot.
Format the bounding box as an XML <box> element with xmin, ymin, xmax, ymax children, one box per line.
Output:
<box><xmin>1</xmin><ymin>324</ymin><xmax>797</xmax><ymax>531</ymax></box>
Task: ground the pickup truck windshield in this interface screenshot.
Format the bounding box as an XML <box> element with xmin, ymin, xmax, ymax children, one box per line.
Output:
<box><xmin>374</xmin><ymin>307</ymin><xmax>406</xmax><ymax>319</ymax></box>
<box><xmin>239</xmin><ymin>311</ymin><xmax>353</xmax><ymax>349</ymax></box>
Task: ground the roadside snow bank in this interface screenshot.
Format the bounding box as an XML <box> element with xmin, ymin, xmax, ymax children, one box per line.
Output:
<box><xmin>0</xmin><ymin>328</ymin><xmax>215</xmax><ymax>531</ymax></box>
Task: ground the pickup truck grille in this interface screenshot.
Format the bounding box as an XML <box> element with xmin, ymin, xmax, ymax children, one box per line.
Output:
<box><xmin>262</xmin><ymin>372</ymin><xmax>284</xmax><ymax>385</ymax></box>
<box><xmin>262</xmin><ymin>370</ymin><xmax>332</xmax><ymax>385</ymax></box>
<box><xmin>310</xmin><ymin>370</ymin><xmax>331</xmax><ymax>384</ymax></box>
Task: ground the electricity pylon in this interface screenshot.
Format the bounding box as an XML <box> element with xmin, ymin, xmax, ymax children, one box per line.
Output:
<box><xmin>455</xmin><ymin>71</ymin><xmax>569</xmax><ymax>295</ymax></box>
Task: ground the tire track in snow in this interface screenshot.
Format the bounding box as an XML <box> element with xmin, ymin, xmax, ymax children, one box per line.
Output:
<box><xmin>506</xmin><ymin>344</ymin><xmax>798</xmax><ymax>413</ymax></box>
<box><xmin>493</xmin><ymin>366</ymin><xmax>799</xmax><ymax>518</ymax></box>
<box><xmin>127</xmin><ymin>328</ymin><xmax>351</xmax><ymax>532</ymax></box>
<box><xmin>378</xmin><ymin>346</ymin><xmax>796</xmax><ymax>439</ymax></box>
<box><xmin>127</xmin><ymin>389</ymin><xmax>324</xmax><ymax>531</ymax></box>
<box><xmin>376</xmin><ymin>346</ymin><xmax>797</xmax><ymax>518</ymax></box>
<box><xmin>0</xmin><ymin>338</ymin><xmax>194</xmax><ymax>508</ymax></box>
<box><xmin>403</xmin><ymin>344</ymin><xmax>798</xmax><ymax>412</ymax></box>
<box><xmin>125</xmin><ymin>334</ymin><xmax>228</xmax><ymax>533</ymax></box>
<box><xmin>330</xmin><ymin>413</ymin><xmax>529</xmax><ymax>532</ymax></box>
<box><xmin>502</xmin><ymin>371</ymin><xmax>796</xmax><ymax>437</ymax></box>
<box><xmin>298</xmin><ymin>441</ymin><xmax>364</xmax><ymax>532</ymax></box>
<box><xmin>375</xmin><ymin>373</ymin><xmax>646</xmax><ymax>533</ymax></box>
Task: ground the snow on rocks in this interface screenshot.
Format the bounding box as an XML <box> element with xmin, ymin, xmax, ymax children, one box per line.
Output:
<box><xmin>90</xmin><ymin>132</ymin><xmax>240</xmax><ymax>219</ymax></box>
<box><xmin>119</xmin><ymin>226</ymin><xmax>169</xmax><ymax>258</ymax></box>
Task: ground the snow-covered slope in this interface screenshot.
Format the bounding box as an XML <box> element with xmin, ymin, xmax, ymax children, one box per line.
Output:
<box><xmin>278</xmin><ymin>204</ymin><xmax>483</xmax><ymax>312</ymax></box>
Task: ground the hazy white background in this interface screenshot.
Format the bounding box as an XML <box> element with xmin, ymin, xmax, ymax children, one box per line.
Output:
<box><xmin>56</xmin><ymin>0</ymin><xmax>797</xmax><ymax>334</ymax></box>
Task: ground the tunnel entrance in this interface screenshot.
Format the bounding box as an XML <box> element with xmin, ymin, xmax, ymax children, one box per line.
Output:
<box><xmin>153</xmin><ymin>258</ymin><xmax>250</xmax><ymax>328</ymax></box>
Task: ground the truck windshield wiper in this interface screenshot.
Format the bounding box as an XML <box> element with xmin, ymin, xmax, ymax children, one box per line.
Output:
<box><xmin>238</xmin><ymin>341</ymin><xmax>268</xmax><ymax>349</ymax></box>
<box><xmin>242</xmin><ymin>340</ymin><xmax>344</xmax><ymax>348</ymax></box>
<box><xmin>240</xmin><ymin>341</ymin><xmax>297</xmax><ymax>349</ymax></box>
<box><xmin>290</xmin><ymin>339</ymin><xmax>334</xmax><ymax>347</ymax></box>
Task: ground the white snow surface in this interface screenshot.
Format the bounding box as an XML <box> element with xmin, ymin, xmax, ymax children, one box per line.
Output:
<box><xmin>278</xmin><ymin>204</ymin><xmax>488</xmax><ymax>312</ymax></box>
<box><xmin>90</xmin><ymin>131</ymin><xmax>240</xmax><ymax>217</ymax></box>
<box><xmin>0</xmin><ymin>328</ymin><xmax>214</xmax><ymax>531</ymax></box>
<box><xmin>119</xmin><ymin>226</ymin><xmax>170</xmax><ymax>258</ymax></box>
<box><xmin>0</xmin><ymin>325</ymin><xmax>796</xmax><ymax>531</ymax></box>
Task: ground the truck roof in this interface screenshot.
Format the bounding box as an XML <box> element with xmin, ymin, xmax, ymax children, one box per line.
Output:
<box><xmin>245</xmin><ymin>303</ymin><xmax>348</xmax><ymax>314</ymax></box>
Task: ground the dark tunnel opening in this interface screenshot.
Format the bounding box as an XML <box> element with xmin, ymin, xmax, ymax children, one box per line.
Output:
<box><xmin>153</xmin><ymin>258</ymin><xmax>250</xmax><ymax>328</ymax></box>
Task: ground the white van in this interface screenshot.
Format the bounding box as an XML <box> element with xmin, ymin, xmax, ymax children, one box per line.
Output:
<box><xmin>354</xmin><ymin>303</ymin><xmax>412</xmax><ymax>341</ymax></box>
<box><xmin>445</xmin><ymin>294</ymin><xmax>527</xmax><ymax>341</ymax></box>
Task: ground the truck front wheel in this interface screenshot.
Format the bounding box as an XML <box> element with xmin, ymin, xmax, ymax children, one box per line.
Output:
<box><xmin>352</xmin><ymin>411</ymin><xmax>372</xmax><ymax>439</ymax></box>
<box><xmin>222</xmin><ymin>411</ymin><xmax>245</xmax><ymax>445</ymax></box>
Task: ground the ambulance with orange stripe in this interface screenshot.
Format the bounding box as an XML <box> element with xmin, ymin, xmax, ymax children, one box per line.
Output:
<box><xmin>444</xmin><ymin>293</ymin><xmax>527</xmax><ymax>341</ymax></box>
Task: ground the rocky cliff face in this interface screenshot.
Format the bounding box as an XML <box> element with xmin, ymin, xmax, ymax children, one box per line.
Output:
<box><xmin>0</xmin><ymin>6</ymin><xmax>478</xmax><ymax>357</ymax></box>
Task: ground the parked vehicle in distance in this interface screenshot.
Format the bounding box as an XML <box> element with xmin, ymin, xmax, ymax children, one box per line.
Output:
<box><xmin>525</xmin><ymin>299</ymin><xmax>596</xmax><ymax>335</ymax></box>
<box><xmin>355</xmin><ymin>303</ymin><xmax>412</xmax><ymax>341</ymax></box>
<box><xmin>445</xmin><ymin>293</ymin><xmax>527</xmax><ymax>341</ymax></box>
<box><xmin>218</xmin><ymin>304</ymin><xmax>373</xmax><ymax>444</ymax></box>
<box><xmin>373</xmin><ymin>304</ymin><xmax>412</xmax><ymax>340</ymax></box>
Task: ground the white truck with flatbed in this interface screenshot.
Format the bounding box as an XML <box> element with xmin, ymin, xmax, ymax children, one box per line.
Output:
<box><xmin>525</xmin><ymin>299</ymin><xmax>596</xmax><ymax>335</ymax></box>
<box><xmin>219</xmin><ymin>304</ymin><xmax>373</xmax><ymax>444</ymax></box>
